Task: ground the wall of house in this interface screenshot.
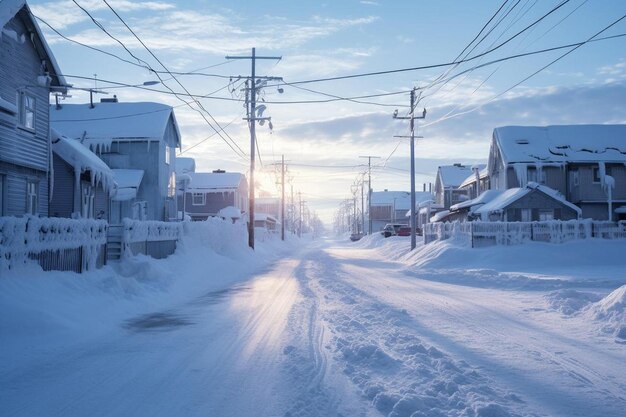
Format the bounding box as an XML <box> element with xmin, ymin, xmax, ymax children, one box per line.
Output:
<box><xmin>503</xmin><ymin>191</ymin><xmax>578</xmax><ymax>221</ymax></box>
<box><xmin>568</xmin><ymin>163</ymin><xmax>626</xmax><ymax>204</ymax></box>
<box><xmin>0</xmin><ymin>14</ymin><xmax>52</xmax><ymax>216</ymax></box>
<box><xmin>505</xmin><ymin>165</ymin><xmax>566</xmax><ymax>195</ymax></box>
<box><xmin>50</xmin><ymin>154</ymin><xmax>74</xmax><ymax>218</ymax></box>
<box><xmin>185</xmin><ymin>191</ymin><xmax>235</xmax><ymax>219</ymax></box>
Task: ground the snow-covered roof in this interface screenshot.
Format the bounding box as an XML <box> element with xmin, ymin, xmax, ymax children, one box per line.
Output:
<box><xmin>474</xmin><ymin>183</ymin><xmax>582</xmax><ymax>216</ymax></box>
<box><xmin>50</xmin><ymin>102</ymin><xmax>181</xmax><ymax>150</ymax></box>
<box><xmin>458</xmin><ymin>166</ymin><xmax>488</xmax><ymax>188</ymax></box>
<box><xmin>493</xmin><ymin>125</ymin><xmax>626</xmax><ymax>164</ymax></box>
<box><xmin>1</xmin><ymin>0</ymin><xmax>67</xmax><ymax>88</ymax></box>
<box><xmin>371</xmin><ymin>191</ymin><xmax>410</xmax><ymax>209</ymax></box>
<box><xmin>254</xmin><ymin>213</ymin><xmax>278</xmax><ymax>223</ymax></box>
<box><xmin>438</xmin><ymin>165</ymin><xmax>475</xmax><ymax>187</ymax></box>
<box><xmin>430</xmin><ymin>210</ymin><xmax>450</xmax><ymax>222</ymax></box>
<box><xmin>186</xmin><ymin>172</ymin><xmax>246</xmax><ymax>191</ymax></box>
<box><xmin>450</xmin><ymin>189</ymin><xmax>502</xmax><ymax>212</ymax></box>
<box><xmin>51</xmin><ymin>129</ymin><xmax>114</xmax><ymax>192</ymax></box>
<box><xmin>111</xmin><ymin>169</ymin><xmax>144</xmax><ymax>201</ymax></box>
<box><xmin>176</xmin><ymin>157</ymin><xmax>195</xmax><ymax>176</ymax></box>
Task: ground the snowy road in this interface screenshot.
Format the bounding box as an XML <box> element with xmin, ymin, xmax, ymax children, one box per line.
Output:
<box><xmin>2</xmin><ymin>238</ymin><xmax>625</xmax><ymax>417</ymax></box>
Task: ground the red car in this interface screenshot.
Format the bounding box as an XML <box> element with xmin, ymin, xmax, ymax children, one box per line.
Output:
<box><xmin>397</xmin><ymin>226</ymin><xmax>411</xmax><ymax>236</ymax></box>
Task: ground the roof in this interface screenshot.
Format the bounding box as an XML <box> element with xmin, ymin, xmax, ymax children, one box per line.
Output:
<box><xmin>493</xmin><ymin>125</ymin><xmax>626</xmax><ymax>164</ymax></box>
<box><xmin>50</xmin><ymin>102</ymin><xmax>181</xmax><ymax>150</ymax></box>
<box><xmin>111</xmin><ymin>169</ymin><xmax>144</xmax><ymax>201</ymax></box>
<box><xmin>458</xmin><ymin>166</ymin><xmax>488</xmax><ymax>188</ymax></box>
<box><xmin>186</xmin><ymin>172</ymin><xmax>246</xmax><ymax>191</ymax></box>
<box><xmin>474</xmin><ymin>182</ymin><xmax>582</xmax><ymax>216</ymax></box>
<box><xmin>430</xmin><ymin>210</ymin><xmax>450</xmax><ymax>222</ymax></box>
<box><xmin>450</xmin><ymin>189</ymin><xmax>502</xmax><ymax>212</ymax></box>
<box><xmin>254</xmin><ymin>213</ymin><xmax>278</xmax><ymax>223</ymax></box>
<box><xmin>371</xmin><ymin>191</ymin><xmax>433</xmax><ymax>210</ymax></box>
<box><xmin>438</xmin><ymin>165</ymin><xmax>475</xmax><ymax>187</ymax></box>
<box><xmin>51</xmin><ymin>129</ymin><xmax>114</xmax><ymax>192</ymax></box>
<box><xmin>1</xmin><ymin>0</ymin><xmax>67</xmax><ymax>88</ymax></box>
<box><xmin>176</xmin><ymin>157</ymin><xmax>195</xmax><ymax>176</ymax></box>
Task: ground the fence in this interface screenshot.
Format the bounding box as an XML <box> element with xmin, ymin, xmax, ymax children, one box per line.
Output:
<box><xmin>0</xmin><ymin>216</ymin><xmax>107</xmax><ymax>273</ymax></box>
<box><xmin>424</xmin><ymin>220</ymin><xmax>626</xmax><ymax>247</ymax></box>
<box><xmin>122</xmin><ymin>219</ymin><xmax>182</xmax><ymax>259</ymax></box>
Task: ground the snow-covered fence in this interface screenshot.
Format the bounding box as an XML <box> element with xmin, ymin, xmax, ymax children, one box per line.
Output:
<box><xmin>121</xmin><ymin>219</ymin><xmax>183</xmax><ymax>259</ymax></box>
<box><xmin>424</xmin><ymin>220</ymin><xmax>626</xmax><ymax>247</ymax></box>
<box><xmin>0</xmin><ymin>216</ymin><xmax>107</xmax><ymax>273</ymax></box>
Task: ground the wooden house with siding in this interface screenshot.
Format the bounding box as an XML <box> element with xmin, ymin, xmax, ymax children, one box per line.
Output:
<box><xmin>182</xmin><ymin>170</ymin><xmax>248</xmax><ymax>221</ymax></box>
<box><xmin>0</xmin><ymin>0</ymin><xmax>67</xmax><ymax>217</ymax></box>
<box><xmin>50</xmin><ymin>101</ymin><xmax>181</xmax><ymax>223</ymax></box>
<box><xmin>489</xmin><ymin>125</ymin><xmax>626</xmax><ymax>220</ymax></box>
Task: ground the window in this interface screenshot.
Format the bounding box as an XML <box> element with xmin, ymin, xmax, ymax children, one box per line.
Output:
<box><xmin>593</xmin><ymin>166</ymin><xmax>611</xmax><ymax>183</ymax></box>
<box><xmin>538</xmin><ymin>209</ymin><xmax>554</xmax><ymax>221</ymax></box>
<box><xmin>192</xmin><ymin>192</ymin><xmax>205</xmax><ymax>206</ymax></box>
<box><xmin>527</xmin><ymin>168</ymin><xmax>546</xmax><ymax>184</ymax></box>
<box><xmin>168</xmin><ymin>172</ymin><xmax>176</xmax><ymax>198</ymax></box>
<box><xmin>18</xmin><ymin>92</ymin><xmax>36</xmax><ymax>130</ymax></box>
<box><xmin>27</xmin><ymin>181</ymin><xmax>38</xmax><ymax>215</ymax></box>
<box><xmin>165</xmin><ymin>146</ymin><xmax>171</xmax><ymax>165</ymax></box>
<box><xmin>521</xmin><ymin>208</ymin><xmax>532</xmax><ymax>222</ymax></box>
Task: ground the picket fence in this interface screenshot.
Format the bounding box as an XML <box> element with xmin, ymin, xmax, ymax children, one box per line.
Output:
<box><xmin>423</xmin><ymin>220</ymin><xmax>626</xmax><ymax>247</ymax></box>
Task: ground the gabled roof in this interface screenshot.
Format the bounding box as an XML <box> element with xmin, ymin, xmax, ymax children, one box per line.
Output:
<box><xmin>493</xmin><ymin>125</ymin><xmax>626</xmax><ymax>164</ymax></box>
<box><xmin>371</xmin><ymin>191</ymin><xmax>433</xmax><ymax>211</ymax></box>
<box><xmin>1</xmin><ymin>0</ymin><xmax>67</xmax><ymax>88</ymax></box>
<box><xmin>186</xmin><ymin>172</ymin><xmax>246</xmax><ymax>191</ymax></box>
<box><xmin>474</xmin><ymin>182</ymin><xmax>582</xmax><ymax>216</ymax></box>
<box><xmin>50</xmin><ymin>102</ymin><xmax>181</xmax><ymax>150</ymax></box>
<box><xmin>458</xmin><ymin>166</ymin><xmax>488</xmax><ymax>188</ymax></box>
<box><xmin>450</xmin><ymin>189</ymin><xmax>502</xmax><ymax>212</ymax></box>
<box><xmin>438</xmin><ymin>165</ymin><xmax>475</xmax><ymax>187</ymax></box>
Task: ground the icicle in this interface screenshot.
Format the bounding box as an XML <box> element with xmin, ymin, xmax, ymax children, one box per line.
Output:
<box><xmin>513</xmin><ymin>163</ymin><xmax>528</xmax><ymax>187</ymax></box>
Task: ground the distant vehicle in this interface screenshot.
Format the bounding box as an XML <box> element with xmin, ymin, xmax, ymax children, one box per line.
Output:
<box><xmin>381</xmin><ymin>223</ymin><xmax>407</xmax><ymax>238</ymax></box>
<box><xmin>350</xmin><ymin>233</ymin><xmax>363</xmax><ymax>241</ymax></box>
<box><xmin>397</xmin><ymin>226</ymin><xmax>411</xmax><ymax>236</ymax></box>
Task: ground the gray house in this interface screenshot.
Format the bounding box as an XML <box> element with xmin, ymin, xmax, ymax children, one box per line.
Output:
<box><xmin>182</xmin><ymin>170</ymin><xmax>248</xmax><ymax>221</ymax></box>
<box><xmin>51</xmin><ymin>101</ymin><xmax>181</xmax><ymax>223</ymax></box>
<box><xmin>489</xmin><ymin>125</ymin><xmax>626</xmax><ymax>220</ymax></box>
<box><xmin>434</xmin><ymin>164</ymin><xmax>475</xmax><ymax>209</ymax></box>
<box><xmin>0</xmin><ymin>0</ymin><xmax>67</xmax><ymax>216</ymax></box>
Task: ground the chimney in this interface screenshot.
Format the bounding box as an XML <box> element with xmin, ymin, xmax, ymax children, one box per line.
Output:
<box><xmin>101</xmin><ymin>95</ymin><xmax>118</xmax><ymax>103</ymax></box>
<box><xmin>212</xmin><ymin>169</ymin><xmax>226</xmax><ymax>173</ymax></box>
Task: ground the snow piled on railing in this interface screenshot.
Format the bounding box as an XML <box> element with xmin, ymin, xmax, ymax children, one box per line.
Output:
<box><xmin>0</xmin><ymin>216</ymin><xmax>107</xmax><ymax>272</ymax></box>
<box><xmin>122</xmin><ymin>218</ymin><xmax>182</xmax><ymax>243</ymax></box>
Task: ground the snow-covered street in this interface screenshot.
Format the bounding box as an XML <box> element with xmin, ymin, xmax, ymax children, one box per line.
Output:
<box><xmin>1</xmin><ymin>231</ymin><xmax>625</xmax><ymax>417</ymax></box>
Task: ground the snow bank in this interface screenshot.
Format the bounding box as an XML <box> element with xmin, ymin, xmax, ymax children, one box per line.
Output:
<box><xmin>585</xmin><ymin>285</ymin><xmax>626</xmax><ymax>339</ymax></box>
<box><xmin>122</xmin><ymin>218</ymin><xmax>182</xmax><ymax>243</ymax></box>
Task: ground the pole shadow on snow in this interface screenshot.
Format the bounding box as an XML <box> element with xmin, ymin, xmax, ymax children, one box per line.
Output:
<box><xmin>124</xmin><ymin>311</ymin><xmax>194</xmax><ymax>332</ymax></box>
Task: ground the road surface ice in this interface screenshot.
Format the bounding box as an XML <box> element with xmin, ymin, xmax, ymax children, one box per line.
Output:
<box><xmin>1</xmin><ymin>230</ymin><xmax>625</xmax><ymax>417</ymax></box>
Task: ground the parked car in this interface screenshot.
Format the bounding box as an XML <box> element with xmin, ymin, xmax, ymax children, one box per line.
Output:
<box><xmin>397</xmin><ymin>226</ymin><xmax>411</xmax><ymax>236</ymax></box>
<box><xmin>350</xmin><ymin>232</ymin><xmax>363</xmax><ymax>241</ymax></box>
<box><xmin>381</xmin><ymin>223</ymin><xmax>407</xmax><ymax>238</ymax></box>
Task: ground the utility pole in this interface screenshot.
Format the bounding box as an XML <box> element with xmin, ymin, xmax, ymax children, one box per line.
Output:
<box><xmin>361</xmin><ymin>173</ymin><xmax>365</xmax><ymax>235</ymax></box>
<box><xmin>359</xmin><ymin>155</ymin><xmax>380</xmax><ymax>234</ymax></box>
<box><xmin>281</xmin><ymin>155</ymin><xmax>285</xmax><ymax>241</ymax></box>
<box><xmin>226</xmin><ymin>48</ymin><xmax>282</xmax><ymax>250</ymax></box>
<box><xmin>393</xmin><ymin>87</ymin><xmax>426</xmax><ymax>250</ymax></box>
<box><xmin>298</xmin><ymin>192</ymin><xmax>304</xmax><ymax>238</ymax></box>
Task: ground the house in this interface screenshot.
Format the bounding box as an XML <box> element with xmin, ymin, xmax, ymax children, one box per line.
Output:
<box><xmin>0</xmin><ymin>0</ymin><xmax>67</xmax><ymax>216</ymax></box>
<box><xmin>458</xmin><ymin>165</ymin><xmax>488</xmax><ymax>200</ymax></box>
<box><xmin>447</xmin><ymin>189</ymin><xmax>502</xmax><ymax>222</ymax></box>
<box><xmin>254</xmin><ymin>213</ymin><xmax>278</xmax><ymax>232</ymax></box>
<box><xmin>473</xmin><ymin>182</ymin><xmax>581</xmax><ymax>222</ymax></box>
<box><xmin>182</xmin><ymin>170</ymin><xmax>248</xmax><ymax>221</ymax></box>
<box><xmin>370</xmin><ymin>189</ymin><xmax>432</xmax><ymax>231</ymax></box>
<box><xmin>255</xmin><ymin>196</ymin><xmax>281</xmax><ymax>223</ymax></box>
<box><xmin>50</xmin><ymin>100</ymin><xmax>181</xmax><ymax>223</ymax></box>
<box><xmin>49</xmin><ymin>129</ymin><xmax>114</xmax><ymax>219</ymax></box>
<box><xmin>434</xmin><ymin>164</ymin><xmax>475</xmax><ymax>209</ymax></box>
<box><xmin>175</xmin><ymin>157</ymin><xmax>195</xmax><ymax>220</ymax></box>
<box><xmin>488</xmin><ymin>125</ymin><xmax>626</xmax><ymax>220</ymax></box>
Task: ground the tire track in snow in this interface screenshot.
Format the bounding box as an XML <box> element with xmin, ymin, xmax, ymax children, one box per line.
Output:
<box><xmin>304</xmin><ymin>247</ymin><xmax>538</xmax><ymax>417</ymax></box>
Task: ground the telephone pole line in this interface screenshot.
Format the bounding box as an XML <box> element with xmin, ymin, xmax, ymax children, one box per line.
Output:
<box><xmin>393</xmin><ymin>87</ymin><xmax>426</xmax><ymax>250</ymax></box>
<box><xmin>226</xmin><ymin>48</ymin><xmax>282</xmax><ymax>249</ymax></box>
<box><xmin>359</xmin><ymin>155</ymin><xmax>380</xmax><ymax>234</ymax></box>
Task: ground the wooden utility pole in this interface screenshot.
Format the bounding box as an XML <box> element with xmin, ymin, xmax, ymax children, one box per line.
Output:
<box><xmin>359</xmin><ymin>155</ymin><xmax>380</xmax><ymax>234</ymax></box>
<box><xmin>225</xmin><ymin>48</ymin><xmax>281</xmax><ymax>249</ymax></box>
<box><xmin>281</xmin><ymin>154</ymin><xmax>285</xmax><ymax>241</ymax></box>
<box><xmin>393</xmin><ymin>87</ymin><xmax>426</xmax><ymax>250</ymax></box>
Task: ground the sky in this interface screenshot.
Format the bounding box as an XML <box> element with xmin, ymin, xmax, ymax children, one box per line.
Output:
<box><xmin>26</xmin><ymin>0</ymin><xmax>626</xmax><ymax>223</ymax></box>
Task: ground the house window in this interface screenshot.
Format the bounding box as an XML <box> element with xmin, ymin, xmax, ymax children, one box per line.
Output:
<box><xmin>521</xmin><ymin>208</ymin><xmax>532</xmax><ymax>222</ymax></box>
<box><xmin>192</xmin><ymin>192</ymin><xmax>205</xmax><ymax>205</ymax></box>
<box><xmin>26</xmin><ymin>181</ymin><xmax>38</xmax><ymax>215</ymax></box>
<box><xmin>168</xmin><ymin>172</ymin><xmax>176</xmax><ymax>197</ymax></box>
<box><xmin>165</xmin><ymin>146</ymin><xmax>171</xmax><ymax>165</ymax></box>
<box><xmin>18</xmin><ymin>92</ymin><xmax>36</xmax><ymax>131</ymax></box>
<box><xmin>538</xmin><ymin>209</ymin><xmax>554</xmax><ymax>221</ymax></box>
<box><xmin>593</xmin><ymin>166</ymin><xmax>611</xmax><ymax>183</ymax></box>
